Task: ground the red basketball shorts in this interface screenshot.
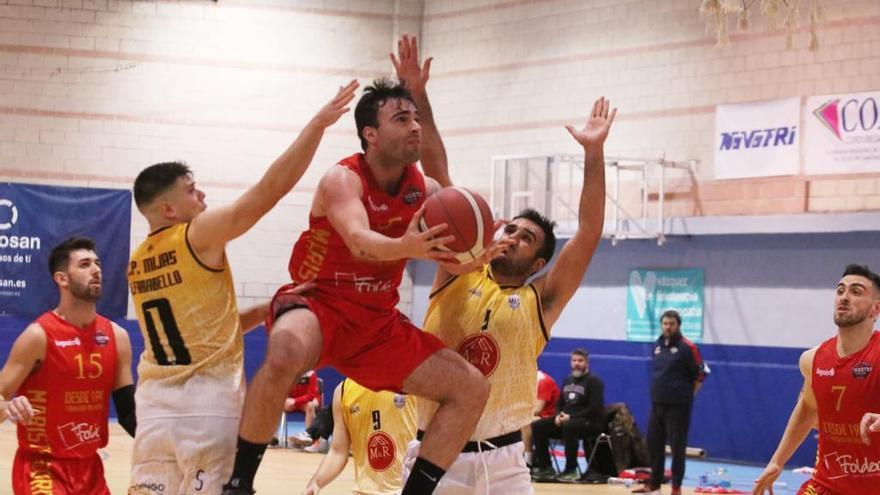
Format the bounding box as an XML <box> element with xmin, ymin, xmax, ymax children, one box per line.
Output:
<box><xmin>796</xmin><ymin>478</ymin><xmax>838</xmax><ymax>495</ymax></box>
<box><xmin>269</xmin><ymin>283</ymin><xmax>445</xmax><ymax>392</ymax></box>
<box><xmin>12</xmin><ymin>449</ymin><xmax>109</xmax><ymax>495</ymax></box>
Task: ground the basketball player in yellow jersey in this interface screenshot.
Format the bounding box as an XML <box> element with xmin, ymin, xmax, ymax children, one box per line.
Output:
<box><xmin>127</xmin><ymin>81</ymin><xmax>358</xmax><ymax>495</ymax></box>
<box><xmin>303</xmin><ymin>379</ymin><xmax>416</xmax><ymax>495</ymax></box>
<box><xmin>394</xmin><ymin>39</ymin><xmax>615</xmax><ymax>493</ymax></box>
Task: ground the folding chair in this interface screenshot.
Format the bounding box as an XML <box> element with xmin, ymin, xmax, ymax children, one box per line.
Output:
<box><xmin>587</xmin><ymin>432</ymin><xmax>613</xmax><ymax>466</ymax></box>
<box><xmin>275</xmin><ymin>411</ymin><xmax>290</xmax><ymax>448</ymax></box>
<box><xmin>549</xmin><ymin>438</ymin><xmax>564</xmax><ymax>473</ymax></box>
<box><xmin>548</xmin><ymin>437</ymin><xmax>582</xmax><ymax>475</ymax></box>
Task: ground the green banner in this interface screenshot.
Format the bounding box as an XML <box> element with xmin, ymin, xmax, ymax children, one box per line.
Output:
<box><xmin>626</xmin><ymin>268</ymin><xmax>704</xmax><ymax>342</ymax></box>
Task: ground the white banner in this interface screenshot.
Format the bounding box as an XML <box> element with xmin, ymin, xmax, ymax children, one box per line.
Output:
<box><xmin>714</xmin><ymin>97</ymin><xmax>801</xmax><ymax>179</ymax></box>
<box><xmin>805</xmin><ymin>91</ymin><xmax>880</xmax><ymax>174</ymax></box>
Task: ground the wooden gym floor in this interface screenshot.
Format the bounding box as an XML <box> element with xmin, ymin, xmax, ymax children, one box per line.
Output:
<box><xmin>0</xmin><ymin>423</ymin><xmax>696</xmax><ymax>494</ymax></box>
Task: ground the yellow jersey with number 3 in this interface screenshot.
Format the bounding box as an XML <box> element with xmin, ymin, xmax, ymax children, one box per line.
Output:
<box><xmin>342</xmin><ymin>379</ymin><xmax>416</xmax><ymax>495</ymax></box>
<box><xmin>128</xmin><ymin>222</ymin><xmax>244</xmax><ymax>419</ymax></box>
<box><xmin>419</xmin><ymin>266</ymin><xmax>549</xmax><ymax>440</ymax></box>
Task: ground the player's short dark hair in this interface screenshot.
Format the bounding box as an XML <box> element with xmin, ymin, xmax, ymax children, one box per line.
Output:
<box><xmin>513</xmin><ymin>208</ymin><xmax>557</xmax><ymax>263</ymax></box>
<box><xmin>571</xmin><ymin>348</ymin><xmax>589</xmax><ymax>359</ymax></box>
<box><xmin>48</xmin><ymin>237</ymin><xmax>96</xmax><ymax>275</ymax></box>
<box><xmin>354</xmin><ymin>78</ymin><xmax>415</xmax><ymax>152</ymax></box>
<box><xmin>842</xmin><ymin>264</ymin><xmax>880</xmax><ymax>295</ymax></box>
<box><xmin>133</xmin><ymin>161</ymin><xmax>192</xmax><ymax>209</ymax></box>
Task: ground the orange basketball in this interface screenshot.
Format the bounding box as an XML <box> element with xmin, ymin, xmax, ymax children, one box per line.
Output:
<box><xmin>419</xmin><ymin>187</ymin><xmax>495</xmax><ymax>263</ymax></box>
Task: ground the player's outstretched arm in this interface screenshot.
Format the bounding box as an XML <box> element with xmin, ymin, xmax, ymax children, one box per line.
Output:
<box><xmin>188</xmin><ymin>81</ymin><xmax>359</xmax><ymax>256</ymax></box>
<box><xmin>753</xmin><ymin>348</ymin><xmax>819</xmax><ymax>495</ymax></box>
<box><xmin>303</xmin><ymin>384</ymin><xmax>350</xmax><ymax>495</ymax></box>
<box><xmin>111</xmin><ymin>323</ymin><xmax>136</xmax><ymax>437</ymax></box>
<box><xmin>0</xmin><ymin>324</ymin><xmax>45</xmax><ymax>424</ymax></box>
<box><xmin>535</xmin><ymin>97</ymin><xmax>615</xmax><ymax>328</ymax></box>
<box><xmin>239</xmin><ymin>302</ymin><xmax>270</xmax><ymax>335</ymax></box>
<box><xmin>392</xmin><ymin>34</ymin><xmax>451</xmax><ymax>188</ymax></box>
<box><xmin>320</xmin><ymin>167</ymin><xmax>456</xmax><ymax>262</ymax></box>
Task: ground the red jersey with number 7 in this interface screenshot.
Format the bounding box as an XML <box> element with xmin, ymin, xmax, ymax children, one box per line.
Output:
<box><xmin>810</xmin><ymin>331</ymin><xmax>880</xmax><ymax>493</ymax></box>
<box><xmin>16</xmin><ymin>312</ymin><xmax>117</xmax><ymax>458</ymax></box>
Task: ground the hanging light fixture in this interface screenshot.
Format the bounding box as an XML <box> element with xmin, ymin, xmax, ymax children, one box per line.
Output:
<box><xmin>699</xmin><ymin>0</ymin><xmax>825</xmax><ymax>50</ymax></box>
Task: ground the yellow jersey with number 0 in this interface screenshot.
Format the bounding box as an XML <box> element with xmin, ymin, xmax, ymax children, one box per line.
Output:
<box><xmin>128</xmin><ymin>222</ymin><xmax>244</xmax><ymax>419</ymax></box>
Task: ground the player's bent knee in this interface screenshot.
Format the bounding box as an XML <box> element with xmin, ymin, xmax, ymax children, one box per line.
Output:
<box><xmin>264</xmin><ymin>332</ymin><xmax>310</xmax><ymax>377</ymax></box>
<box><xmin>451</xmin><ymin>366</ymin><xmax>490</xmax><ymax>409</ymax></box>
<box><xmin>470</xmin><ymin>372</ymin><xmax>491</xmax><ymax>404</ymax></box>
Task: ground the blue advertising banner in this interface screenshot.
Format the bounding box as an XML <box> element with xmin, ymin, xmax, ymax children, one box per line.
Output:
<box><xmin>626</xmin><ymin>268</ymin><xmax>704</xmax><ymax>342</ymax></box>
<box><xmin>0</xmin><ymin>183</ymin><xmax>131</xmax><ymax>318</ymax></box>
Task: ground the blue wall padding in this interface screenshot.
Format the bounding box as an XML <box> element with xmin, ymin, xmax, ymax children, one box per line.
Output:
<box><xmin>539</xmin><ymin>336</ymin><xmax>817</xmax><ymax>466</ymax></box>
<box><xmin>0</xmin><ymin>316</ymin><xmax>815</xmax><ymax>466</ymax></box>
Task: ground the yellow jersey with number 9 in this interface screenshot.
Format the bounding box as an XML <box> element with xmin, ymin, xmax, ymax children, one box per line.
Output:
<box><xmin>128</xmin><ymin>222</ymin><xmax>244</xmax><ymax>419</ymax></box>
<box><xmin>341</xmin><ymin>379</ymin><xmax>416</xmax><ymax>495</ymax></box>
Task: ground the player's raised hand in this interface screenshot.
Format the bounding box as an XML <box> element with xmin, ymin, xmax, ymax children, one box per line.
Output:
<box><xmin>3</xmin><ymin>395</ymin><xmax>35</xmax><ymax>425</ymax></box>
<box><xmin>435</xmin><ymin>220</ymin><xmax>514</xmax><ymax>274</ymax></box>
<box><xmin>566</xmin><ymin>97</ymin><xmax>617</xmax><ymax>149</ymax></box>
<box><xmin>753</xmin><ymin>462</ymin><xmax>782</xmax><ymax>495</ymax></box>
<box><xmin>479</xmin><ymin>237</ymin><xmax>516</xmax><ymax>264</ymax></box>
<box><xmin>860</xmin><ymin>412</ymin><xmax>880</xmax><ymax>445</ymax></box>
<box><xmin>402</xmin><ymin>205</ymin><xmax>457</xmax><ymax>262</ymax></box>
<box><xmin>312</xmin><ymin>80</ymin><xmax>359</xmax><ymax>128</ymax></box>
<box><xmin>391</xmin><ymin>34</ymin><xmax>432</xmax><ymax>95</ymax></box>
<box><xmin>477</xmin><ymin>220</ymin><xmax>515</xmax><ymax>264</ymax></box>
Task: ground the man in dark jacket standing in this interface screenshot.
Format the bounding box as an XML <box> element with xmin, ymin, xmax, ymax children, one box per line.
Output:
<box><xmin>634</xmin><ymin>310</ymin><xmax>707</xmax><ymax>495</ymax></box>
<box><xmin>531</xmin><ymin>348</ymin><xmax>605</xmax><ymax>482</ymax></box>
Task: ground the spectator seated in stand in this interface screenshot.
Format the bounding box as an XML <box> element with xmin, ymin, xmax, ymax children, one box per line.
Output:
<box><xmin>531</xmin><ymin>348</ymin><xmax>606</xmax><ymax>483</ymax></box>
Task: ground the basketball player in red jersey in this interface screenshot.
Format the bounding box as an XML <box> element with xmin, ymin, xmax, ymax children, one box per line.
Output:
<box><xmin>222</xmin><ymin>71</ymin><xmax>493</xmax><ymax>495</ymax></box>
<box><xmin>754</xmin><ymin>264</ymin><xmax>880</xmax><ymax>495</ymax></box>
<box><xmin>0</xmin><ymin>237</ymin><xmax>135</xmax><ymax>494</ymax></box>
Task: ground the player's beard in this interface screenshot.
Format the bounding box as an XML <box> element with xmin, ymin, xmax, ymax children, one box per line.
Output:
<box><xmin>69</xmin><ymin>278</ymin><xmax>101</xmax><ymax>302</ymax></box>
<box><xmin>490</xmin><ymin>255</ymin><xmax>533</xmax><ymax>278</ymax></box>
<box><xmin>834</xmin><ymin>307</ymin><xmax>870</xmax><ymax>328</ymax></box>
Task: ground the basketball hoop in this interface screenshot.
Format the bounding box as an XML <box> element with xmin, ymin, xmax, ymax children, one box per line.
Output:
<box><xmin>699</xmin><ymin>0</ymin><xmax>825</xmax><ymax>50</ymax></box>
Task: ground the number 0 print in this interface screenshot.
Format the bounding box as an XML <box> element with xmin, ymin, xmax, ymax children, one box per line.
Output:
<box><xmin>142</xmin><ymin>298</ymin><xmax>191</xmax><ymax>366</ymax></box>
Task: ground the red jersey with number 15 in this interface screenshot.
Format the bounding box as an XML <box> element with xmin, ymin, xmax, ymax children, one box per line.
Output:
<box><xmin>810</xmin><ymin>331</ymin><xmax>880</xmax><ymax>493</ymax></box>
<box><xmin>288</xmin><ymin>153</ymin><xmax>426</xmax><ymax>314</ymax></box>
<box><xmin>16</xmin><ymin>312</ymin><xmax>117</xmax><ymax>459</ymax></box>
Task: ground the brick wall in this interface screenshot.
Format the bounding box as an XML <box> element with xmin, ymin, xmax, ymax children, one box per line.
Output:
<box><xmin>420</xmin><ymin>0</ymin><xmax>880</xmax><ymax>219</ymax></box>
<box><xmin>0</xmin><ymin>0</ymin><xmax>423</xmax><ymax>316</ymax></box>
<box><xmin>1</xmin><ymin>0</ymin><xmax>878</xmax><ymax>316</ymax></box>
